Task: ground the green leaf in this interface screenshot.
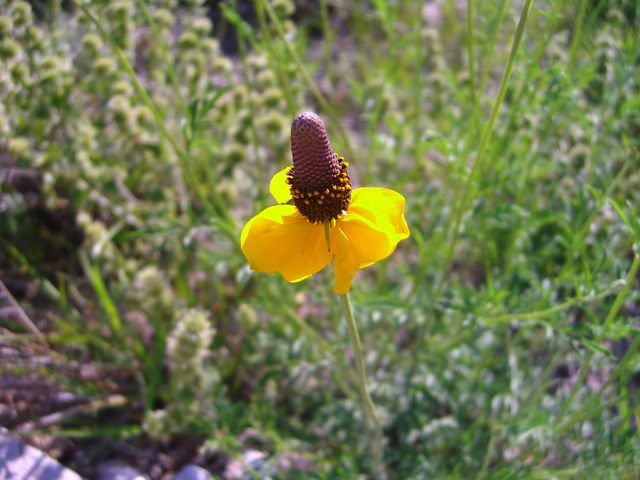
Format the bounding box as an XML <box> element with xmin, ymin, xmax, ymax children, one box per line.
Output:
<box><xmin>198</xmin><ymin>85</ymin><xmax>232</xmax><ymax>121</ymax></box>
<box><xmin>581</xmin><ymin>339</ymin><xmax>615</xmax><ymax>358</ymax></box>
<box><xmin>608</xmin><ymin>198</ymin><xmax>629</xmax><ymax>227</ymax></box>
<box><xmin>189</xmin><ymin>140</ymin><xmax>208</xmax><ymax>150</ymax></box>
<box><xmin>220</xmin><ymin>3</ymin><xmax>254</xmax><ymax>37</ymax></box>
<box><xmin>90</xmin><ymin>219</ymin><xmax>126</xmax><ymax>260</ymax></box>
<box><xmin>79</xmin><ymin>250</ymin><xmax>122</xmax><ymax>334</ymax></box>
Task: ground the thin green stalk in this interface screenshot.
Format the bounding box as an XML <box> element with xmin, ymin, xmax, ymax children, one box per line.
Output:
<box><xmin>481</xmin><ymin>283</ymin><xmax>623</xmax><ymax>325</ymax></box>
<box><xmin>523</xmin><ymin>342</ymin><xmax>568</xmax><ymax>408</ymax></box>
<box><xmin>254</xmin><ymin>0</ymin><xmax>297</xmax><ymax>117</ymax></box>
<box><xmin>412</xmin><ymin>0</ymin><xmax>425</xmax><ymax>171</ymax></box>
<box><xmin>475</xmin><ymin>426</ymin><xmax>499</xmax><ymax>480</ymax></box>
<box><xmin>466</xmin><ymin>0</ymin><xmax>480</xmax><ymax>134</ymax></box>
<box><xmin>557</xmin><ymin>388</ymin><xmax>640</xmax><ymax>434</ymax></box>
<box><xmin>477</xmin><ymin>0</ymin><xmax>509</xmax><ymax>98</ymax></box>
<box><xmin>319</xmin><ymin>0</ymin><xmax>334</xmax><ymax>89</ymax></box>
<box><xmin>422</xmin><ymin>0</ymin><xmax>501</xmax><ymax>284</ymax></box>
<box><xmin>339</xmin><ymin>292</ymin><xmax>384</xmax><ymax>478</ymax></box>
<box><xmin>435</xmin><ymin>0</ymin><xmax>533</xmax><ymax>297</ymax></box>
<box><xmin>583</xmin><ymin>0</ymin><xmax>610</xmax><ymax>35</ymax></box>
<box><xmin>532</xmin><ymin>0</ymin><xmax>568</xmax><ymax>66</ymax></box>
<box><xmin>134</xmin><ymin>0</ymin><xmax>189</xmax><ymax>120</ymax></box>
<box><xmin>411</xmin><ymin>0</ymin><xmax>520</xmax><ymax>300</ymax></box>
<box><xmin>524</xmin><ymin>470</ymin><xmax>579</xmax><ymax>479</ymax></box>
<box><xmin>79</xmin><ymin>250</ymin><xmax>123</xmax><ymax>335</ymax></box>
<box><xmin>567</xmin><ymin>0</ymin><xmax>588</xmax><ymax>71</ymax></box>
<box><xmin>232</xmin><ymin>0</ymin><xmax>266</xmax><ymax>210</ymax></box>
<box><xmin>497</xmin><ymin>0</ymin><xmax>569</xmax><ymax>158</ymax></box>
<box><xmin>407</xmin><ymin>139</ymin><xmax>478</xmax><ymax>301</ymax></box>
<box><xmin>48</xmin><ymin>0</ymin><xmax>61</xmax><ymax>25</ymax></box>
<box><xmin>258</xmin><ymin>0</ymin><xmax>363</xmax><ymax>181</ymax></box>
<box><xmin>5</xmin><ymin>242</ymin><xmax>81</xmax><ymax>323</ymax></box>
<box><xmin>555</xmin><ymin>253</ymin><xmax>640</xmax><ymax>425</ymax></box>
<box><xmin>563</xmin><ymin>333</ymin><xmax>640</xmax><ymax>431</ymax></box>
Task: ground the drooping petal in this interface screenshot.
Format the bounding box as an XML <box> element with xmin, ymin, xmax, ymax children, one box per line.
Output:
<box><xmin>269</xmin><ymin>167</ymin><xmax>293</xmax><ymax>204</ymax></box>
<box><xmin>348</xmin><ymin>188</ymin><xmax>410</xmax><ymax>248</ymax></box>
<box><xmin>241</xmin><ymin>205</ymin><xmax>332</xmax><ymax>283</ymax></box>
<box><xmin>332</xmin><ymin>188</ymin><xmax>409</xmax><ymax>294</ymax></box>
<box><xmin>332</xmin><ymin>226</ymin><xmax>352</xmax><ymax>294</ymax></box>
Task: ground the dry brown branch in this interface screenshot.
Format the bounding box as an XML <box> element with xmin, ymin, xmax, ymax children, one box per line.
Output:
<box><xmin>15</xmin><ymin>395</ymin><xmax>128</xmax><ymax>432</ymax></box>
<box><xmin>0</xmin><ymin>279</ymin><xmax>49</xmax><ymax>348</ymax></box>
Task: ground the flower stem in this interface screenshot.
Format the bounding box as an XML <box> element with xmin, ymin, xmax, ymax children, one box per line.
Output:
<box><xmin>339</xmin><ymin>292</ymin><xmax>384</xmax><ymax>478</ymax></box>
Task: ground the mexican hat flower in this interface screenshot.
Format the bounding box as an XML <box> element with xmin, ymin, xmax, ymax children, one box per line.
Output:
<box><xmin>241</xmin><ymin>112</ymin><xmax>409</xmax><ymax>294</ymax></box>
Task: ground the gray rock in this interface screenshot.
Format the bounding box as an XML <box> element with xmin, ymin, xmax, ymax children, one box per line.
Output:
<box><xmin>174</xmin><ymin>464</ymin><xmax>213</xmax><ymax>480</ymax></box>
<box><xmin>224</xmin><ymin>450</ymin><xmax>269</xmax><ymax>480</ymax></box>
<box><xmin>96</xmin><ymin>463</ymin><xmax>148</xmax><ymax>480</ymax></box>
<box><xmin>0</xmin><ymin>431</ymin><xmax>83</xmax><ymax>480</ymax></box>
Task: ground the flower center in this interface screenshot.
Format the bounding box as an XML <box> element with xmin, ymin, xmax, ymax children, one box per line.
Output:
<box><xmin>285</xmin><ymin>154</ymin><xmax>351</xmax><ymax>224</ymax></box>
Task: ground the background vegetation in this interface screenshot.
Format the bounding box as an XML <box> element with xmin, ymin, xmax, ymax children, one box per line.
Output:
<box><xmin>1</xmin><ymin>0</ymin><xmax>640</xmax><ymax>478</ymax></box>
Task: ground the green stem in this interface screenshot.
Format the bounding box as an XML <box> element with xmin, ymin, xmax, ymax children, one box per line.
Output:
<box><xmin>555</xmin><ymin>253</ymin><xmax>640</xmax><ymax>425</ymax></box>
<box><xmin>254</xmin><ymin>0</ymin><xmax>297</xmax><ymax>117</ymax></box>
<box><xmin>567</xmin><ymin>0</ymin><xmax>588</xmax><ymax>71</ymax></box>
<box><xmin>48</xmin><ymin>0</ymin><xmax>61</xmax><ymax>26</ymax></box>
<box><xmin>557</xmin><ymin>388</ymin><xmax>640</xmax><ymax>434</ymax></box>
<box><xmin>435</xmin><ymin>0</ymin><xmax>533</xmax><ymax>297</ymax></box>
<box><xmin>412</xmin><ymin>0</ymin><xmax>425</xmax><ymax>173</ymax></box>
<box><xmin>232</xmin><ymin>0</ymin><xmax>266</xmax><ymax>211</ymax></box>
<box><xmin>466</xmin><ymin>0</ymin><xmax>480</xmax><ymax>134</ymax></box>
<box><xmin>477</xmin><ymin>0</ymin><xmax>509</xmax><ymax>98</ymax></box>
<box><xmin>475</xmin><ymin>425</ymin><xmax>499</xmax><ymax>480</ymax></box>
<box><xmin>339</xmin><ymin>292</ymin><xmax>384</xmax><ymax>478</ymax></box>
<box><xmin>481</xmin><ymin>283</ymin><xmax>624</xmax><ymax>325</ymax></box>
<box><xmin>319</xmin><ymin>0</ymin><xmax>334</xmax><ymax>89</ymax></box>
<box><xmin>495</xmin><ymin>0</ymin><xmax>569</xmax><ymax>165</ymax></box>
<box><xmin>134</xmin><ymin>0</ymin><xmax>189</xmax><ymax>120</ymax></box>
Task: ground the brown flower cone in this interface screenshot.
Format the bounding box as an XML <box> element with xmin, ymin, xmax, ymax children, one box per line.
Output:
<box><xmin>290</xmin><ymin>112</ymin><xmax>340</xmax><ymax>191</ymax></box>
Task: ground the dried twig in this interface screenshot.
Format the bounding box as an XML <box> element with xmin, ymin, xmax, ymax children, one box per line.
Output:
<box><xmin>15</xmin><ymin>395</ymin><xmax>128</xmax><ymax>431</ymax></box>
<box><xmin>0</xmin><ymin>279</ymin><xmax>48</xmax><ymax>348</ymax></box>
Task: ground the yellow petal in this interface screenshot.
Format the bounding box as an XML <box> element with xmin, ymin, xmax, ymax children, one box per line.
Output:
<box><xmin>241</xmin><ymin>205</ymin><xmax>332</xmax><ymax>283</ymax></box>
<box><xmin>348</xmin><ymin>188</ymin><xmax>410</xmax><ymax>247</ymax></box>
<box><xmin>269</xmin><ymin>167</ymin><xmax>293</xmax><ymax>204</ymax></box>
<box><xmin>332</xmin><ymin>188</ymin><xmax>409</xmax><ymax>294</ymax></box>
<box><xmin>332</xmin><ymin>226</ymin><xmax>352</xmax><ymax>294</ymax></box>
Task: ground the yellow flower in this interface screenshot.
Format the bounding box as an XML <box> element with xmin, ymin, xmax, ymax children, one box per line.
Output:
<box><xmin>240</xmin><ymin>112</ymin><xmax>409</xmax><ymax>294</ymax></box>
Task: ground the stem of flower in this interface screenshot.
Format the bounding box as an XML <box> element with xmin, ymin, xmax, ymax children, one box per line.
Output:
<box><xmin>339</xmin><ymin>292</ymin><xmax>384</xmax><ymax>478</ymax></box>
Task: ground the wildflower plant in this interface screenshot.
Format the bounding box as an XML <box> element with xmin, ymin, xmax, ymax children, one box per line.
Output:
<box><xmin>242</xmin><ymin>111</ymin><xmax>409</xmax><ymax>473</ymax></box>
